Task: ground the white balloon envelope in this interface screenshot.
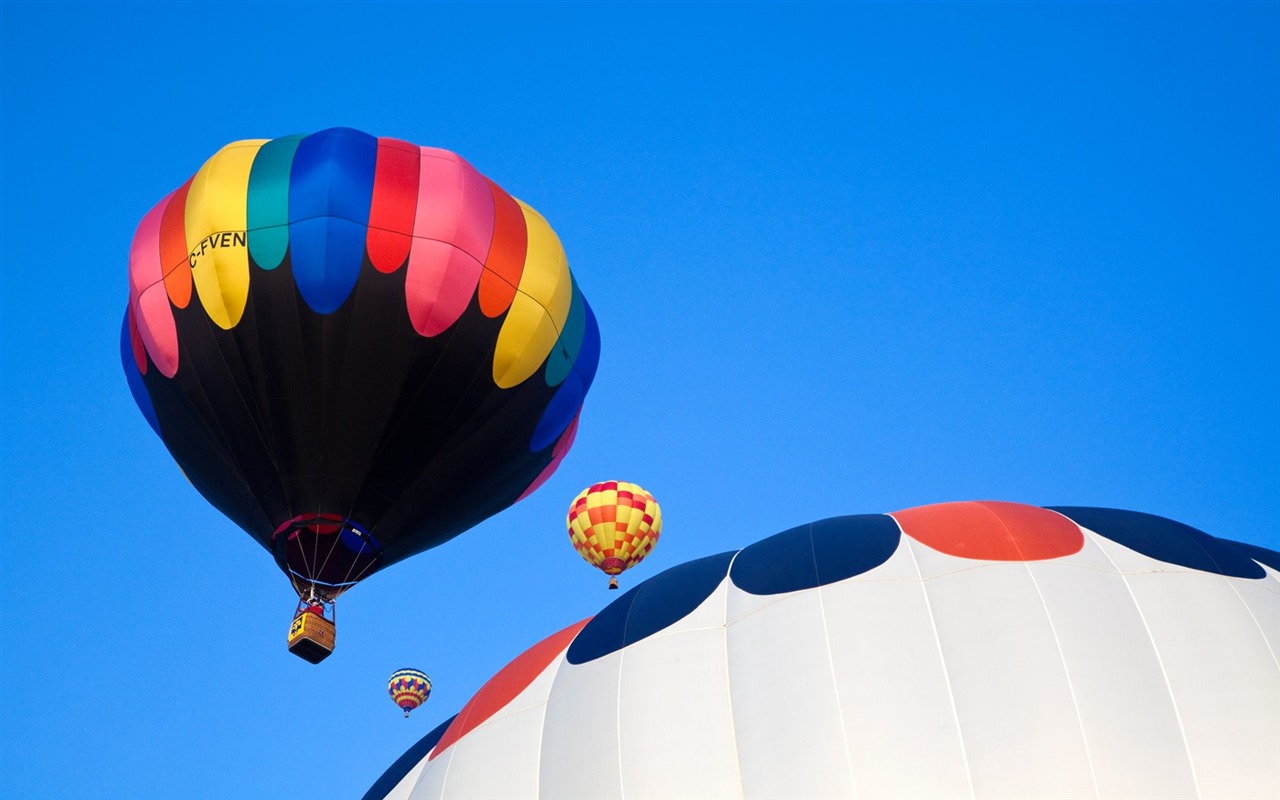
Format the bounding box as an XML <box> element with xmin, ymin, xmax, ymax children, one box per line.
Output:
<box><xmin>365</xmin><ymin>502</ymin><xmax>1280</xmax><ymax>800</ymax></box>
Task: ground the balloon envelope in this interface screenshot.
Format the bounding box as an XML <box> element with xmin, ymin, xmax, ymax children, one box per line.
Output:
<box><xmin>566</xmin><ymin>481</ymin><xmax>661</xmax><ymax>585</ymax></box>
<box><xmin>366</xmin><ymin>502</ymin><xmax>1280</xmax><ymax>799</ymax></box>
<box><xmin>388</xmin><ymin>669</ymin><xmax>432</xmax><ymax>716</ymax></box>
<box><xmin>122</xmin><ymin>128</ymin><xmax>600</xmax><ymax>599</ymax></box>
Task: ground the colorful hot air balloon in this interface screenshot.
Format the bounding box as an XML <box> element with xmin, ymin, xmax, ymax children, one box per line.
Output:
<box><xmin>567</xmin><ymin>481</ymin><xmax>661</xmax><ymax>589</ymax></box>
<box><xmin>367</xmin><ymin>503</ymin><xmax>1280</xmax><ymax>800</ymax></box>
<box><xmin>121</xmin><ymin>128</ymin><xmax>601</xmax><ymax>661</ymax></box>
<box><xmin>388</xmin><ymin>669</ymin><xmax>432</xmax><ymax>718</ymax></box>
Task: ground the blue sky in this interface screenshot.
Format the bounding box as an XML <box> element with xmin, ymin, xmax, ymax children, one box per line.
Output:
<box><xmin>1</xmin><ymin>3</ymin><xmax>1276</xmax><ymax>798</ymax></box>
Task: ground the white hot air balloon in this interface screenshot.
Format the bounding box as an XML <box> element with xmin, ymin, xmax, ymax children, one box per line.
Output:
<box><xmin>364</xmin><ymin>502</ymin><xmax>1280</xmax><ymax>800</ymax></box>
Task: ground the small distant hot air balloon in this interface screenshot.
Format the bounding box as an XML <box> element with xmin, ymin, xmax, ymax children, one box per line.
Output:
<box><xmin>388</xmin><ymin>669</ymin><xmax>432</xmax><ymax>718</ymax></box>
<box><xmin>567</xmin><ymin>481</ymin><xmax>662</xmax><ymax>589</ymax></box>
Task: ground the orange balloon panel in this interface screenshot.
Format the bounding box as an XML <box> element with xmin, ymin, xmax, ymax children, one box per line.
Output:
<box><xmin>567</xmin><ymin>481</ymin><xmax>661</xmax><ymax>576</ymax></box>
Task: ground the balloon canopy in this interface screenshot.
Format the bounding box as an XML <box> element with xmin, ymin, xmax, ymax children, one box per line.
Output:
<box><xmin>566</xmin><ymin>481</ymin><xmax>662</xmax><ymax>588</ymax></box>
<box><xmin>365</xmin><ymin>502</ymin><xmax>1280</xmax><ymax>800</ymax></box>
<box><xmin>122</xmin><ymin>127</ymin><xmax>601</xmax><ymax>600</ymax></box>
<box><xmin>388</xmin><ymin>669</ymin><xmax>432</xmax><ymax>718</ymax></box>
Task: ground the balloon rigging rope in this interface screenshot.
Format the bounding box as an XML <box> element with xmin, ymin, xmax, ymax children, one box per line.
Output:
<box><xmin>340</xmin><ymin>545</ymin><xmax>381</xmax><ymax>593</ymax></box>
<box><xmin>291</xmin><ymin>277</ymin><xmax>572</xmax><ymax>602</ymax></box>
<box><xmin>329</xmin><ymin>524</ymin><xmax>382</xmax><ymax>598</ymax></box>
<box><xmin>306</xmin><ymin>520</ymin><xmax>380</xmax><ymax>600</ymax></box>
<box><xmin>308</xmin><ymin>503</ymin><xmax>332</xmax><ymax>597</ymax></box>
<box><xmin>296</xmin><ymin>524</ymin><xmax>318</xmax><ymax>600</ymax></box>
<box><xmin>312</xmin><ymin>527</ymin><xmax>340</xmax><ymax>594</ymax></box>
<box><xmin>293</xmin><ymin>274</ymin><xmax>570</xmax><ymax>601</ymax></box>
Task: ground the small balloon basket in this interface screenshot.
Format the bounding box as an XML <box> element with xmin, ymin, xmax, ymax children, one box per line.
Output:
<box><xmin>287</xmin><ymin>597</ymin><xmax>335</xmax><ymax>664</ymax></box>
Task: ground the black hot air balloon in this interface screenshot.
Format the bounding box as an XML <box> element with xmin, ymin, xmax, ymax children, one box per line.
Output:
<box><xmin>121</xmin><ymin>128</ymin><xmax>600</xmax><ymax>661</ymax></box>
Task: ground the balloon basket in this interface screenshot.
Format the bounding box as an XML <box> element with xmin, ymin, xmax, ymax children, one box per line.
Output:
<box><xmin>287</xmin><ymin>610</ymin><xmax>335</xmax><ymax>664</ymax></box>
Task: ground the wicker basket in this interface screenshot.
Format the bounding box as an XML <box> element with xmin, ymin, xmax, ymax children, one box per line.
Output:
<box><xmin>287</xmin><ymin>612</ymin><xmax>336</xmax><ymax>664</ymax></box>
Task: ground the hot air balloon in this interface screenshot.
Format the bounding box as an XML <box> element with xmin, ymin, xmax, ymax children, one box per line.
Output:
<box><xmin>388</xmin><ymin>669</ymin><xmax>432</xmax><ymax>718</ymax></box>
<box><xmin>121</xmin><ymin>127</ymin><xmax>601</xmax><ymax>662</ymax></box>
<box><xmin>366</xmin><ymin>502</ymin><xmax>1280</xmax><ymax>800</ymax></box>
<box><xmin>567</xmin><ymin>481</ymin><xmax>661</xmax><ymax>589</ymax></box>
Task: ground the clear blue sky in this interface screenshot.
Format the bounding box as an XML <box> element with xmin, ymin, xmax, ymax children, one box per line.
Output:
<box><xmin>2</xmin><ymin>3</ymin><xmax>1276</xmax><ymax>798</ymax></box>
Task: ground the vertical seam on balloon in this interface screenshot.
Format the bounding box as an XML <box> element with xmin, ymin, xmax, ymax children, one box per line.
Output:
<box><xmin>367</xmin><ymin>342</ymin><xmax>512</xmax><ymax>530</ymax></box>
<box><xmin>259</xmin><ymin>250</ymin><xmax>316</xmax><ymax>551</ymax></box>
<box><xmin>326</xmin><ymin>310</ymin><xmax>449</xmax><ymax>538</ymax></box>
<box><xmin>478</xmin><ymin>179</ymin><xmax>526</xmax><ymax>318</ymax></box>
<box><xmin>615</xmin><ymin>577</ymin><xmax>639</xmax><ymax>798</ymax></box>
<box><xmin>1178</xmin><ymin>520</ymin><xmax>1237</xmax><ymax>576</ymax></box>
<box><xmin>309</xmin><ymin>141</ymin><xmax>336</xmax><ymax>543</ymax></box>
<box><xmin>367</xmin><ymin>139</ymin><xmax>417</xmax><ymax>274</ymax></box>
<box><xmin>432</xmin><ymin>722</ymin><xmax>459</xmax><ymax>796</ymax></box>
<box><xmin>188</xmin><ymin>153</ymin><xmax>234</xmax><ymax>328</ymax></box>
<box><xmin>397</xmin><ymin>752</ymin><xmax>430</xmax><ymax>798</ymax></box>
<box><xmin>315</xmin><ymin>189</ymin><xmax>333</xmax><ymax>571</ymax></box>
<box><xmin>472</xmin><ymin>164</ymin><xmax>497</xmax><ymax>267</ymax></box>
<box><xmin>902</xmin><ymin>532</ymin><xmax>977</xmax><ymax>800</ymax></box>
<box><xmin>131</xmin><ymin>280</ymin><xmax>171</xmax><ymax>368</ymax></box>
<box><xmin>531</xmin><ymin>295</ymin><xmax>597</xmax><ymax>454</ymax></box>
<box><xmin>720</xmin><ymin>554</ymin><xmax>747</xmax><ymax>800</ymax></box>
<box><xmin>306</xmin><ymin>136</ymin><xmax>341</xmax><ymax>317</ymax></box>
<box><xmin>1214</xmin><ymin>569</ymin><xmax>1280</xmax><ymax>672</ymax></box>
<box><xmin>1256</xmin><ymin>562</ymin><xmax>1280</xmax><ymax>589</ymax></box>
<box><xmin>980</xmin><ymin>501</ymin><xmax>1024</xmax><ymax>560</ymax></box>
<box><xmin>478</xmin><ymin>271</ymin><xmax>520</xmax><ymax>341</ymax></box>
<box><xmin>494</xmin><ymin>286</ymin><xmax>563</xmax><ymax>386</ymax></box>
<box><xmin>1198</xmin><ymin>572</ymin><xmax>1280</xmax><ymax>800</ymax></box>
<box><xmin>319</xmin><ymin>259</ymin><xmax>376</xmax><ymax>589</ymax></box>
<box><xmin>447</xmin><ymin>160</ymin><xmax>492</xmax><ymax>266</ymax></box>
<box><xmin>530</xmin><ymin>652</ymin><xmax>558</xmax><ymax>799</ymax></box>
<box><xmin>130</xmin><ymin>193</ymin><xmax>175</xmax><ymax>374</ymax></box>
<box><xmin>400</xmin><ymin>239</ymin><xmax>469</xmax><ymax>310</ymax></box>
<box><xmin>541</xmin><ymin>279</ymin><xmax>585</xmax><ymax>389</ymax></box>
<box><xmin>493</xmin><ymin>202</ymin><xmax>570</xmax><ymax>388</ymax></box>
<box><xmin>160</xmin><ymin>325</ymin><xmax>276</xmax><ymax>548</ymax></box>
<box><xmin>158</xmin><ymin>184</ymin><xmax>193</xmax><ymax>310</ymax></box>
<box><xmin>810</xmin><ymin>523</ymin><xmax>860</xmax><ymax>799</ymax></box>
<box><xmin>615</xmin><ymin>616</ymin><xmax>628</xmax><ymax>800</ymax></box>
<box><xmin>225</xmin><ymin>283</ymin><xmax>290</xmax><ymax>513</ymax></box>
<box><xmin>199</xmin><ymin>266</ymin><xmax>292</xmax><ymax>542</ymax></box>
<box><xmin>343</xmin><ymin>290</ymin><xmax>493</xmax><ymax>509</ymax></box>
<box><xmin>1086</xmin><ymin>526</ymin><xmax>1203</xmax><ymax>799</ymax></box>
<box><xmin>1021</xmin><ymin>559</ymin><xmax>1101</xmax><ymax>798</ymax></box>
<box><xmin>537</xmin><ymin>632</ymin><xmax>592</xmax><ymax>797</ymax></box>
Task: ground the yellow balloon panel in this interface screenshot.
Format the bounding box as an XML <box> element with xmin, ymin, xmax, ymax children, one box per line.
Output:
<box><xmin>492</xmin><ymin>202</ymin><xmax>571</xmax><ymax>388</ymax></box>
<box><xmin>567</xmin><ymin>482</ymin><xmax>662</xmax><ymax>574</ymax></box>
<box><xmin>185</xmin><ymin>140</ymin><xmax>264</xmax><ymax>329</ymax></box>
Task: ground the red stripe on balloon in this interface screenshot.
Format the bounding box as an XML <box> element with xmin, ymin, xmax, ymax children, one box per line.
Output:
<box><xmin>889</xmin><ymin>501</ymin><xmax>1083</xmax><ymax>561</ymax></box>
<box><xmin>367</xmin><ymin>138</ymin><xmax>419</xmax><ymax>273</ymax></box>
<box><xmin>160</xmin><ymin>179</ymin><xmax>193</xmax><ymax>308</ymax></box>
<box><xmin>429</xmin><ymin>617</ymin><xmax>589</xmax><ymax>760</ymax></box>
<box><xmin>477</xmin><ymin>179</ymin><xmax>527</xmax><ymax>318</ymax></box>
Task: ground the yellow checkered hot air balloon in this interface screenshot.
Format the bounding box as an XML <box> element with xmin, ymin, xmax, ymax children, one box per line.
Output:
<box><xmin>567</xmin><ymin>481</ymin><xmax>662</xmax><ymax>590</ymax></box>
